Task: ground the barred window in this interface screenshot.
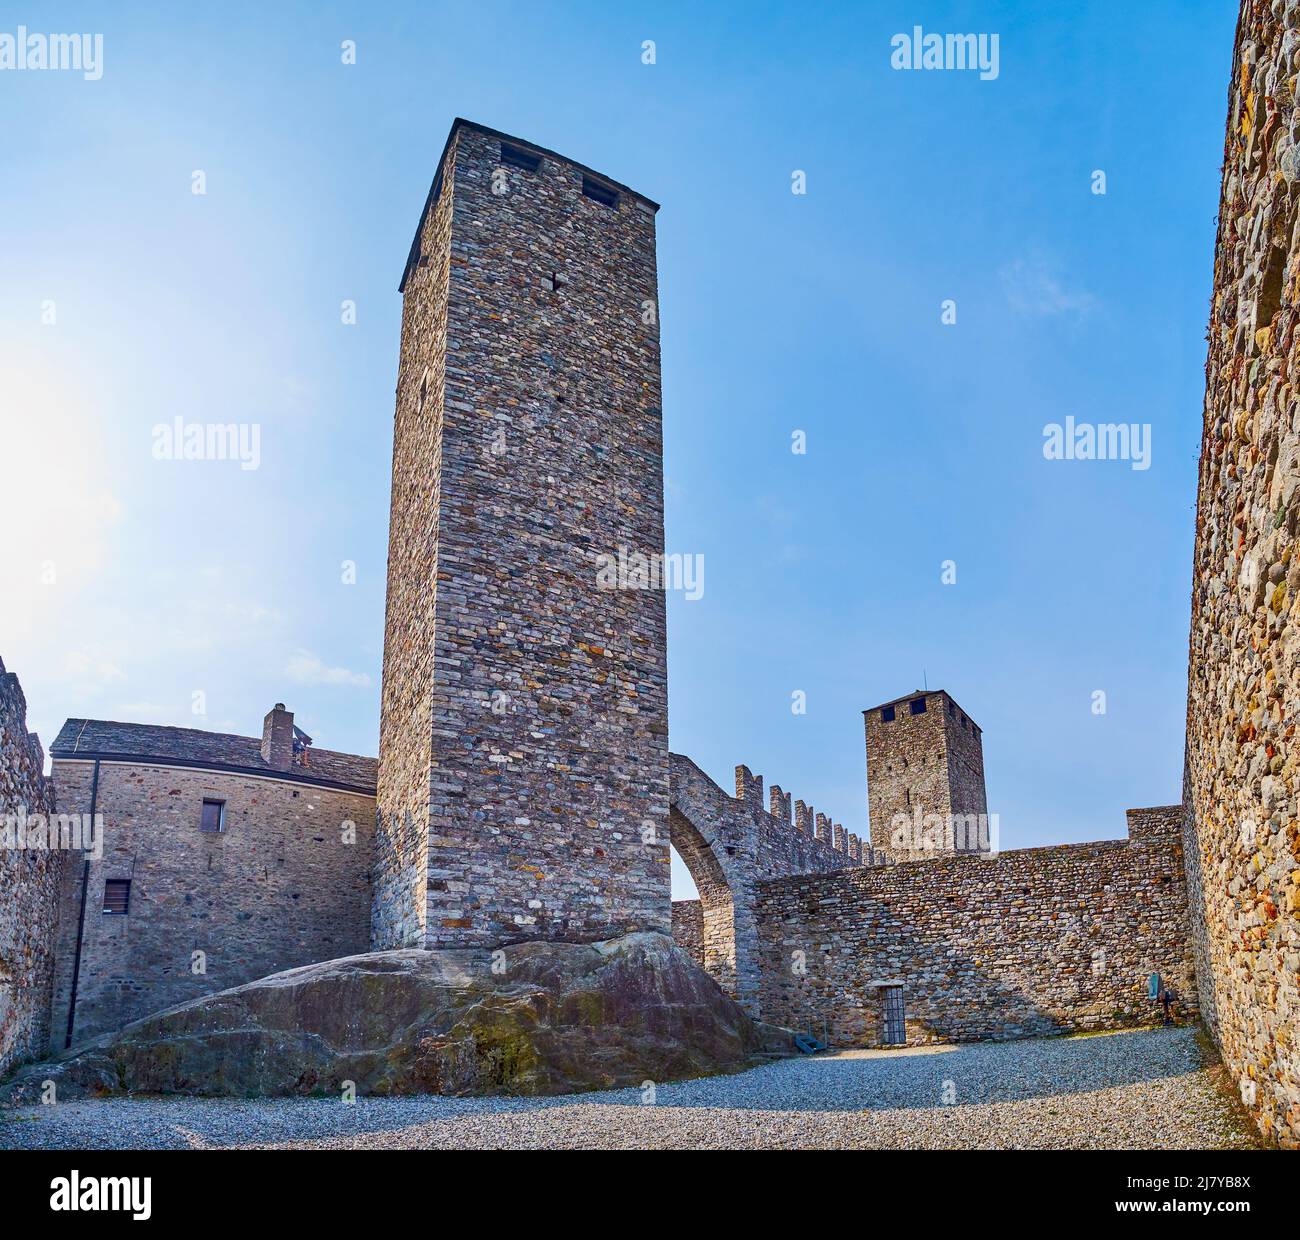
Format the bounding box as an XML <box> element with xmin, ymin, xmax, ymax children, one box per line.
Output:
<box><xmin>103</xmin><ymin>879</ymin><xmax>131</xmax><ymax>915</ymax></box>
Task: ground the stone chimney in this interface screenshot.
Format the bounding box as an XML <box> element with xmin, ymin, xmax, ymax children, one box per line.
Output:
<box><xmin>261</xmin><ymin>702</ymin><xmax>294</xmax><ymax>770</ymax></box>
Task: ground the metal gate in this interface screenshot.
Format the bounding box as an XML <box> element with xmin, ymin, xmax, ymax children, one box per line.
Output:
<box><xmin>881</xmin><ymin>985</ymin><xmax>906</xmax><ymax>1045</ymax></box>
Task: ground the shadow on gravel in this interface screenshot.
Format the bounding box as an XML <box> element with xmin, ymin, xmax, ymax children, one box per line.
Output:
<box><xmin>0</xmin><ymin>1026</ymin><xmax>1211</xmax><ymax>1150</ymax></box>
<box><xmin>620</xmin><ymin>1026</ymin><xmax>1205</xmax><ymax>1112</ymax></box>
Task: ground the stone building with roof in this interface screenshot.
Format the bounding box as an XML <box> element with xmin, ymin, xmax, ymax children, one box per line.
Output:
<box><xmin>46</xmin><ymin>703</ymin><xmax>376</xmax><ymax>1048</ymax></box>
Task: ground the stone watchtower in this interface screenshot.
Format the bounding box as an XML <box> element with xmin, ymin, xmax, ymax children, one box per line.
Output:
<box><xmin>374</xmin><ymin>120</ymin><xmax>669</xmax><ymax>951</ymax></box>
<box><xmin>863</xmin><ymin>690</ymin><xmax>989</xmax><ymax>857</ymax></box>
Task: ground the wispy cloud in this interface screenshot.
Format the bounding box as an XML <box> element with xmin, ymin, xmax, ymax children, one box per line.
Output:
<box><xmin>999</xmin><ymin>253</ymin><xmax>1095</xmax><ymax>318</ymax></box>
<box><xmin>285</xmin><ymin>649</ymin><xmax>372</xmax><ymax>688</ymax></box>
<box><xmin>110</xmin><ymin>701</ymin><xmax>178</xmax><ymax>724</ymax></box>
<box><xmin>61</xmin><ymin>650</ymin><xmax>128</xmax><ymax>696</ymax></box>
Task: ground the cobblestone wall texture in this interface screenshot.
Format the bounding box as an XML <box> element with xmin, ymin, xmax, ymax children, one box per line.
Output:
<box><xmin>377</xmin><ymin>120</ymin><xmax>670</xmax><ymax>951</ymax></box>
<box><xmin>0</xmin><ymin>660</ymin><xmax>59</xmax><ymax>1078</ymax></box>
<box><xmin>49</xmin><ymin>760</ymin><xmax>375</xmax><ymax>1048</ymax></box>
<box><xmin>755</xmin><ymin>807</ymin><xmax>1196</xmax><ymax>1046</ymax></box>
<box><xmin>1185</xmin><ymin>0</ymin><xmax>1300</xmax><ymax>1148</ymax></box>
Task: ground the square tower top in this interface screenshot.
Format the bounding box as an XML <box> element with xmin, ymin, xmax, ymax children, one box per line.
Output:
<box><xmin>864</xmin><ymin>688</ymin><xmax>981</xmax><ymax>736</ymax></box>
<box><xmin>399</xmin><ymin>118</ymin><xmax>660</xmax><ymax>292</ymax></box>
<box><xmin>862</xmin><ymin>689</ymin><xmax>989</xmax><ymax>856</ymax></box>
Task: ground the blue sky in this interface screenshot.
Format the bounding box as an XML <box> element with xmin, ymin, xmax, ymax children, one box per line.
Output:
<box><xmin>0</xmin><ymin>2</ymin><xmax>1234</xmax><ymax>897</ymax></box>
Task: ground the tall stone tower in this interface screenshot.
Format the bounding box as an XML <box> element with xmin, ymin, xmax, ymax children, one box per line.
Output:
<box><xmin>374</xmin><ymin>120</ymin><xmax>669</xmax><ymax>951</ymax></box>
<box><xmin>863</xmin><ymin>690</ymin><xmax>989</xmax><ymax>857</ymax></box>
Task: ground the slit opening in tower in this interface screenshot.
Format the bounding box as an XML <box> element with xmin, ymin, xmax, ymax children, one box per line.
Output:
<box><xmin>581</xmin><ymin>175</ymin><xmax>619</xmax><ymax>209</ymax></box>
<box><xmin>500</xmin><ymin>142</ymin><xmax>541</xmax><ymax>173</ymax></box>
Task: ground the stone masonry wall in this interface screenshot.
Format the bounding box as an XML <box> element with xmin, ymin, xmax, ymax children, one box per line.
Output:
<box><xmin>671</xmin><ymin>900</ymin><xmax>704</xmax><ymax>968</ymax></box>
<box><xmin>755</xmin><ymin>806</ymin><xmax>1196</xmax><ymax>1046</ymax></box>
<box><xmin>373</xmin><ymin>125</ymin><xmax>460</xmax><ymax>952</ymax></box>
<box><xmin>1185</xmin><ymin>0</ymin><xmax>1300</xmax><ymax>1148</ymax></box>
<box><xmin>865</xmin><ymin>695</ymin><xmax>947</xmax><ymax>852</ymax></box>
<box><xmin>864</xmin><ymin>691</ymin><xmax>987</xmax><ymax>857</ymax></box>
<box><xmin>0</xmin><ymin>659</ymin><xmax>60</xmax><ymax>1078</ymax></box>
<box><xmin>943</xmin><ymin>697</ymin><xmax>988</xmax><ymax>825</ymax></box>
<box><xmin>49</xmin><ymin>760</ymin><xmax>375</xmax><ymax>1048</ymax></box>
<box><xmin>377</xmin><ymin>120</ymin><xmax>670</xmax><ymax>951</ymax></box>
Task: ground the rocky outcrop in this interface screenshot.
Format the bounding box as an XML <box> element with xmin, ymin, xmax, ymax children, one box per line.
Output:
<box><xmin>1</xmin><ymin>933</ymin><xmax>782</xmax><ymax>1102</ymax></box>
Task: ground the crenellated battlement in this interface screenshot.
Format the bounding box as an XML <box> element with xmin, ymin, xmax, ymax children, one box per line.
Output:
<box><xmin>731</xmin><ymin>763</ymin><xmax>888</xmax><ymax>868</ymax></box>
<box><xmin>794</xmin><ymin>799</ymin><xmax>811</xmax><ymax>836</ymax></box>
<box><xmin>671</xmin><ymin>753</ymin><xmax>877</xmax><ymax>1013</ymax></box>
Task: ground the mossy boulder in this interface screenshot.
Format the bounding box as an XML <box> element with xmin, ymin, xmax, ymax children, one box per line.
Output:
<box><xmin>2</xmin><ymin>933</ymin><xmax>781</xmax><ymax>1102</ymax></box>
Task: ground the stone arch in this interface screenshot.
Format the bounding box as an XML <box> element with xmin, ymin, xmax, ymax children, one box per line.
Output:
<box><xmin>669</xmin><ymin>805</ymin><xmax>739</xmax><ymax>996</ymax></box>
<box><xmin>667</xmin><ymin>753</ymin><xmax>761</xmax><ymax>1016</ymax></box>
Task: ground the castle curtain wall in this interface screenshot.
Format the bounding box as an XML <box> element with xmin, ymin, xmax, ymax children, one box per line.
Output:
<box><xmin>1184</xmin><ymin>1</ymin><xmax>1300</xmax><ymax>1148</ymax></box>
<box><xmin>0</xmin><ymin>662</ymin><xmax>61</xmax><ymax>1077</ymax></box>
<box><xmin>754</xmin><ymin>808</ymin><xmax>1196</xmax><ymax>1045</ymax></box>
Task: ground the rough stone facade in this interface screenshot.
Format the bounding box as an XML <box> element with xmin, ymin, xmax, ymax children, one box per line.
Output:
<box><xmin>864</xmin><ymin>690</ymin><xmax>988</xmax><ymax>857</ymax></box>
<box><xmin>0</xmin><ymin>659</ymin><xmax>60</xmax><ymax>1077</ymax></box>
<box><xmin>756</xmin><ymin>806</ymin><xmax>1196</xmax><ymax>1046</ymax></box>
<box><xmin>670</xmin><ymin>900</ymin><xmax>704</xmax><ymax>968</ymax></box>
<box><xmin>1185</xmin><ymin>0</ymin><xmax>1300</xmax><ymax>1148</ymax></box>
<box><xmin>46</xmin><ymin>714</ymin><xmax>376</xmax><ymax>1049</ymax></box>
<box><xmin>376</xmin><ymin>119</ymin><xmax>670</xmax><ymax>952</ymax></box>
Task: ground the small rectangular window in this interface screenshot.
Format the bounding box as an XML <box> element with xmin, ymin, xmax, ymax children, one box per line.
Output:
<box><xmin>881</xmin><ymin>705</ymin><xmax>895</xmax><ymax>722</ymax></box>
<box><xmin>581</xmin><ymin>175</ymin><xmax>619</xmax><ymax>209</ymax></box>
<box><xmin>910</xmin><ymin>697</ymin><xmax>926</xmax><ymax>715</ymax></box>
<box><xmin>947</xmin><ymin>700</ymin><xmax>955</xmax><ymax>716</ymax></box>
<box><xmin>961</xmin><ymin>714</ymin><xmax>968</xmax><ymax>730</ymax></box>
<box><xmin>500</xmin><ymin>142</ymin><xmax>540</xmax><ymax>173</ymax></box>
<box><xmin>103</xmin><ymin>879</ymin><xmax>131</xmax><ymax>915</ymax></box>
<box><xmin>200</xmin><ymin>799</ymin><xmax>225</xmax><ymax>833</ymax></box>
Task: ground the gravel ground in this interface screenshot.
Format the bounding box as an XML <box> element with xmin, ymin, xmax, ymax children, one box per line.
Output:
<box><xmin>0</xmin><ymin>1026</ymin><xmax>1257</xmax><ymax>1151</ymax></box>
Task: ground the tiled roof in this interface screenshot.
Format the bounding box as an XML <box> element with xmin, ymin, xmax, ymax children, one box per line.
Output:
<box><xmin>50</xmin><ymin>718</ymin><xmax>377</xmax><ymax>792</ymax></box>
